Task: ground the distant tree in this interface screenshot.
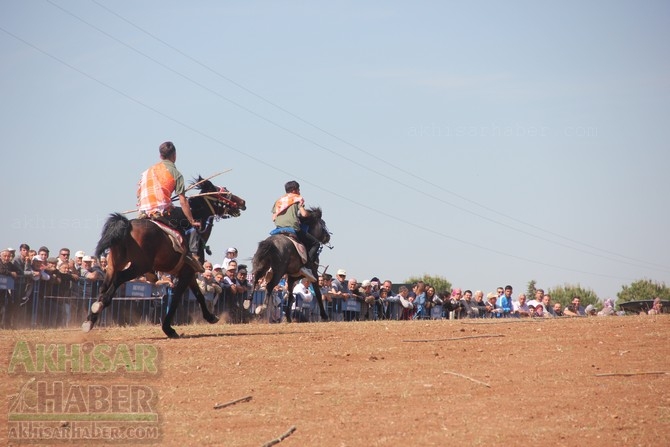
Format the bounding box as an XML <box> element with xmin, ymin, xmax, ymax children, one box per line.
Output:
<box><xmin>546</xmin><ymin>284</ymin><xmax>599</xmax><ymax>308</ymax></box>
<box><xmin>527</xmin><ymin>280</ymin><xmax>538</xmax><ymax>299</ymax></box>
<box><xmin>405</xmin><ymin>275</ymin><xmax>452</xmax><ymax>296</ymax></box>
<box><xmin>616</xmin><ymin>279</ymin><xmax>670</xmax><ymax>306</ymax></box>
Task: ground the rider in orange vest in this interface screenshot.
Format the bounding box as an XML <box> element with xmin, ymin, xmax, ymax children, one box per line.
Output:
<box><xmin>137</xmin><ymin>141</ymin><xmax>201</xmax><ymax>259</ymax></box>
<box><xmin>272</xmin><ymin>180</ymin><xmax>319</xmax><ymax>282</ymax></box>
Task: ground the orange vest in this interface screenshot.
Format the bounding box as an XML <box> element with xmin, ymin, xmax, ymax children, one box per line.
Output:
<box><xmin>272</xmin><ymin>193</ymin><xmax>303</xmax><ymax>221</ymax></box>
<box><xmin>137</xmin><ymin>162</ymin><xmax>176</xmax><ymax>214</ymax></box>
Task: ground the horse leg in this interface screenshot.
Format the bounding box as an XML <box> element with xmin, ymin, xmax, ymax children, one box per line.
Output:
<box><xmin>82</xmin><ymin>266</ymin><xmax>139</xmax><ymax>332</ymax></box>
<box><xmin>314</xmin><ymin>284</ymin><xmax>329</xmax><ymax>321</ymax></box>
<box><xmin>162</xmin><ymin>274</ymin><xmax>191</xmax><ymax>339</ymax></box>
<box><xmin>285</xmin><ymin>277</ymin><xmax>299</xmax><ymax>323</ymax></box>
<box><xmin>189</xmin><ymin>277</ymin><xmax>219</xmax><ymax>324</ymax></box>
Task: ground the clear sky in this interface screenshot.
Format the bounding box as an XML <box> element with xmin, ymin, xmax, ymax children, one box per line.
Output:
<box><xmin>2</xmin><ymin>0</ymin><xmax>669</xmax><ymax>300</ymax></box>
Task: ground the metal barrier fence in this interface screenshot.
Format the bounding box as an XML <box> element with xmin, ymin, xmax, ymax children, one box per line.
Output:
<box><xmin>0</xmin><ymin>275</ymin><xmax>474</xmax><ymax>329</ymax></box>
<box><xmin>0</xmin><ymin>275</ymin><xmax>266</xmax><ymax>329</ymax></box>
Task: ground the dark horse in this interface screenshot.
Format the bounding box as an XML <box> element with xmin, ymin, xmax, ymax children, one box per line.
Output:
<box><xmin>251</xmin><ymin>207</ymin><xmax>331</xmax><ymax>322</ymax></box>
<box><xmin>82</xmin><ymin>177</ymin><xmax>246</xmax><ymax>338</ymax></box>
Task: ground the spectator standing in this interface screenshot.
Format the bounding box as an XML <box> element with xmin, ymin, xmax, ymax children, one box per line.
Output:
<box><xmin>80</xmin><ymin>256</ymin><xmax>104</xmax><ymax>281</ymax></box>
<box><xmin>412</xmin><ymin>281</ymin><xmax>427</xmax><ymax>320</ymax></box>
<box><xmin>12</xmin><ymin>244</ymin><xmax>33</xmax><ymax>307</ymax></box>
<box><xmin>37</xmin><ymin>246</ymin><xmax>50</xmax><ymax>261</ymax></box>
<box><xmin>197</xmin><ymin>269</ymin><xmax>222</xmax><ymax>313</ymax></box>
<box><xmin>459</xmin><ymin>289</ymin><xmax>478</xmax><ymax>319</ymax></box>
<box><xmin>513</xmin><ymin>294</ymin><xmax>531</xmax><ymax>317</ymax></box>
<box><xmin>424</xmin><ymin>285</ymin><xmax>438</xmax><ymax>318</ymax></box>
<box><xmin>221</xmin><ymin>263</ymin><xmax>241</xmax><ymax>296</ymax></box>
<box><xmin>1</xmin><ymin>248</ymin><xmax>22</xmax><ymax>279</ymax></box>
<box><xmin>553</xmin><ymin>302</ymin><xmax>564</xmax><ymax>316</ymax></box>
<box><xmin>486</xmin><ymin>292</ymin><xmax>502</xmax><ymax>318</ymax></box>
<box><xmin>538</xmin><ymin>294</ymin><xmax>553</xmax><ymax>317</ymax></box>
<box><xmin>391</xmin><ymin>285</ymin><xmax>412</xmax><ymax>320</ymax></box>
<box><xmin>564</xmin><ymin>296</ymin><xmax>586</xmax><ymax>316</ymax></box>
<box><xmin>292</xmin><ymin>277</ymin><xmax>313</xmax><ymax>322</ymax></box>
<box><xmin>359</xmin><ymin>280</ymin><xmax>376</xmax><ymax>321</ymax></box>
<box><xmin>530</xmin><ymin>302</ymin><xmax>544</xmax><ymax>318</ymax></box>
<box><xmin>236</xmin><ymin>265</ymin><xmax>252</xmax><ymax>313</ymax></box>
<box><xmin>56</xmin><ymin>248</ymin><xmax>70</xmax><ymax>268</ymax></box>
<box><xmin>73</xmin><ymin>251</ymin><xmax>85</xmax><ymax>276</ymax></box>
<box><xmin>343</xmin><ymin>278</ymin><xmax>363</xmax><ymax>321</ymax></box>
<box><xmin>377</xmin><ymin>285</ymin><xmax>391</xmax><ymax>320</ymax></box>
<box><xmin>329</xmin><ymin>269</ymin><xmax>348</xmax><ymax>321</ymax></box>
<box><xmin>472</xmin><ymin>290</ymin><xmax>487</xmax><ymax>317</ymax></box>
<box><xmin>497</xmin><ymin>285</ymin><xmax>513</xmax><ymax>317</ymax></box>
<box><xmin>1</xmin><ymin>248</ymin><xmax>22</xmax><ymax>328</ymax></box>
<box><xmin>221</xmin><ymin>247</ymin><xmax>238</xmax><ymax>271</ymax></box>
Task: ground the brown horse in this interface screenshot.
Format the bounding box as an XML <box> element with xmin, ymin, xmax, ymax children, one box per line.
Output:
<box><xmin>82</xmin><ymin>178</ymin><xmax>245</xmax><ymax>338</ymax></box>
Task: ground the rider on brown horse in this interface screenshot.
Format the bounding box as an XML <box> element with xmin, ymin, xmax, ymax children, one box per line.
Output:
<box><xmin>137</xmin><ymin>141</ymin><xmax>201</xmax><ymax>261</ymax></box>
<box><xmin>271</xmin><ymin>180</ymin><xmax>320</xmax><ymax>282</ymax></box>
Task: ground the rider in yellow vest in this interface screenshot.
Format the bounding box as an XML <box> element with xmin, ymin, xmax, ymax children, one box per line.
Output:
<box><xmin>137</xmin><ymin>141</ymin><xmax>201</xmax><ymax>259</ymax></box>
<box><xmin>272</xmin><ymin>180</ymin><xmax>319</xmax><ymax>282</ymax></box>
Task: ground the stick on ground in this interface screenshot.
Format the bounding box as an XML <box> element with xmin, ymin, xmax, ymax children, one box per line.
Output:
<box><xmin>213</xmin><ymin>395</ymin><xmax>252</xmax><ymax>410</ymax></box>
<box><xmin>594</xmin><ymin>371</ymin><xmax>668</xmax><ymax>377</ymax></box>
<box><xmin>261</xmin><ymin>425</ymin><xmax>297</xmax><ymax>447</ymax></box>
<box><xmin>443</xmin><ymin>370</ymin><xmax>491</xmax><ymax>388</ymax></box>
<box><xmin>402</xmin><ymin>334</ymin><xmax>504</xmax><ymax>343</ymax></box>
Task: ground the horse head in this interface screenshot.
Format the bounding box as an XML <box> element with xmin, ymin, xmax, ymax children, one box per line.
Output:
<box><xmin>301</xmin><ymin>207</ymin><xmax>331</xmax><ymax>245</ymax></box>
<box><xmin>188</xmin><ymin>176</ymin><xmax>247</xmax><ymax>221</ymax></box>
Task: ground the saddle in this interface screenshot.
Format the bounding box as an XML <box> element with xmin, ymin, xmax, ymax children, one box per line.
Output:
<box><xmin>271</xmin><ymin>228</ymin><xmax>308</xmax><ymax>264</ymax></box>
<box><xmin>147</xmin><ymin>219</ymin><xmax>204</xmax><ymax>274</ymax></box>
<box><xmin>149</xmin><ymin>220</ymin><xmax>184</xmax><ymax>254</ymax></box>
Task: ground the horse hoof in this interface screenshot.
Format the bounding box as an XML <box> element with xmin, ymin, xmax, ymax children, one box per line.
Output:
<box><xmin>82</xmin><ymin>321</ymin><xmax>93</xmax><ymax>333</ymax></box>
<box><xmin>255</xmin><ymin>304</ymin><xmax>267</xmax><ymax>315</ymax></box>
<box><xmin>205</xmin><ymin>314</ymin><xmax>219</xmax><ymax>324</ymax></box>
<box><xmin>163</xmin><ymin>327</ymin><xmax>179</xmax><ymax>339</ymax></box>
<box><xmin>91</xmin><ymin>302</ymin><xmax>102</xmax><ymax>314</ymax></box>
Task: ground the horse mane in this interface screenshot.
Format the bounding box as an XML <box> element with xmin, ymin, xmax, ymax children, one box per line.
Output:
<box><xmin>191</xmin><ymin>176</ymin><xmax>217</xmax><ymax>193</ymax></box>
<box><xmin>301</xmin><ymin>207</ymin><xmax>322</xmax><ymax>224</ymax></box>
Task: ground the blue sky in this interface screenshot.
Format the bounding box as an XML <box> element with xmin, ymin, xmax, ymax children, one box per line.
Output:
<box><xmin>1</xmin><ymin>0</ymin><xmax>669</xmax><ymax>300</ymax></box>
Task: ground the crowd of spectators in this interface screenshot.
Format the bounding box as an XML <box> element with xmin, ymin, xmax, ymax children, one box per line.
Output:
<box><xmin>1</xmin><ymin>243</ymin><xmax>664</xmax><ymax>328</ymax></box>
<box><xmin>275</xmin><ymin>269</ymin><xmax>642</xmax><ymax>323</ymax></box>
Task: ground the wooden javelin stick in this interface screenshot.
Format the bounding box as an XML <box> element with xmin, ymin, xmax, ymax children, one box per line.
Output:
<box><xmin>182</xmin><ymin>169</ymin><xmax>231</xmax><ymax>195</ymax></box>
<box><xmin>120</xmin><ymin>169</ymin><xmax>232</xmax><ymax>215</ymax></box>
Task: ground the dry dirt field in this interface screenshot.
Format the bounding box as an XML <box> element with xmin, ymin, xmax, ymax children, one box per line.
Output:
<box><xmin>2</xmin><ymin>315</ymin><xmax>669</xmax><ymax>446</ymax></box>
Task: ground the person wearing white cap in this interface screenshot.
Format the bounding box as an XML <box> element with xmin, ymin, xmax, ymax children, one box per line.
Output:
<box><xmin>81</xmin><ymin>256</ymin><xmax>104</xmax><ymax>281</ymax></box>
<box><xmin>221</xmin><ymin>247</ymin><xmax>238</xmax><ymax>271</ymax></box>
<box><xmin>327</xmin><ymin>269</ymin><xmax>348</xmax><ymax>321</ymax></box>
<box><xmin>73</xmin><ymin>251</ymin><xmax>85</xmax><ymax>275</ymax></box>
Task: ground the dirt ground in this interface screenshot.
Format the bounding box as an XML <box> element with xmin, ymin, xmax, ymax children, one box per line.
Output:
<box><xmin>1</xmin><ymin>315</ymin><xmax>669</xmax><ymax>446</ymax></box>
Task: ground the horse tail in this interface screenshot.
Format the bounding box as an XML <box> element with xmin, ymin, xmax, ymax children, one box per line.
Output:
<box><xmin>95</xmin><ymin>213</ymin><xmax>132</xmax><ymax>258</ymax></box>
<box><xmin>252</xmin><ymin>238</ymin><xmax>280</xmax><ymax>282</ymax></box>
<box><xmin>253</xmin><ymin>239</ymin><xmax>279</xmax><ymax>266</ymax></box>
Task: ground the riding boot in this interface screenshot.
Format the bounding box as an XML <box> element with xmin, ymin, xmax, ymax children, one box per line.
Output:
<box><xmin>297</xmin><ymin>244</ymin><xmax>317</xmax><ymax>282</ymax></box>
<box><xmin>186</xmin><ymin>227</ymin><xmax>200</xmax><ymax>256</ymax></box>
